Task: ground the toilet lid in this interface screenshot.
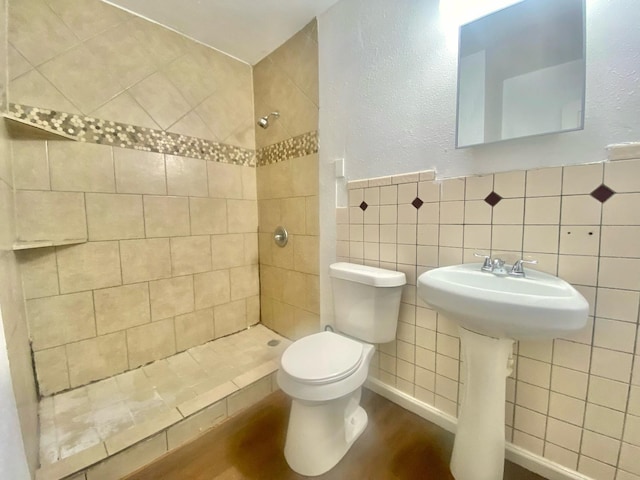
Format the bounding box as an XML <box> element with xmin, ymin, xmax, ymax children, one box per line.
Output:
<box><xmin>281</xmin><ymin>332</ymin><xmax>364</xmax><ymax>385</ymax></box>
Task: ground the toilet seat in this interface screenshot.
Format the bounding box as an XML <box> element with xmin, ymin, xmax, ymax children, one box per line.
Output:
<box><xmin>281</xmin><ymin>332</ymin><xmax>364</xmax><ymax>385</ymax></box>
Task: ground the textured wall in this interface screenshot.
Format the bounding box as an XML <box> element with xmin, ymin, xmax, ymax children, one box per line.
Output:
<box><xmin>9</xmin><ymin>0</ymin><xmax>254</xmax><ymax>149</ymax></box>
<box><xmin>318</xmin><ymin>0</ymin><xmax>640</xmax><ymax>180</ymax></box>
<box><xmin>255</xmin><ymin>21</ymin><xmax>320</xmax><ymax>340</ymax></box>
<box><xmin>317</xmin><ymin>0</ymin><xmax>640</xmax><ymax>392</ymax></box>
<box><xmin>338</xmin><ymin>155</ymin><xmax>640</xmax><ymax>479</ymax></box>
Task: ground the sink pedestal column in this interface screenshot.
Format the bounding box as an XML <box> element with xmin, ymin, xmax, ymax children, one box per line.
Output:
<box><xmin>450</xmin><ymin>327</ymin><xmax>514</xmax><ymax>480</ymax></box>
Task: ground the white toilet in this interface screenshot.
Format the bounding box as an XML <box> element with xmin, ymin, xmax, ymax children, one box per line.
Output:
<box><xmin>277</xmin><ymin>262</ymin><xmax>406</xmax><ymax>476</ymax></box>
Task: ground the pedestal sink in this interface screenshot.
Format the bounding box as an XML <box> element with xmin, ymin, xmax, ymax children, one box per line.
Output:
<box><xmin>417</xmin><ymin>262</ymin><xmax>588</xmax><ymax>480</ymax></box>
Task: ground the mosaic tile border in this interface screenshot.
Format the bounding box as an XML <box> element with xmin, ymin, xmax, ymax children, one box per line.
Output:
<box><xmin>6</xmin><ymin>103</ymin><xmax>256</xmax><ymax>167</ymax></box>
<box><xmin>256</xmin><ymin>130</ymin><xmax>318</xmax><ymax>166</ymax></box>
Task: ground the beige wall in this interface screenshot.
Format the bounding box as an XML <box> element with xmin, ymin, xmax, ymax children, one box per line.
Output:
<box><xmin>7</xmin><ymin>0</ymin><xmax>262</xmax><ymax>397</ymax></box>
<box><xmin>339</xmin><ymin>159</ymin><xmax>640</xmax><ymax>479</ymax></box>
<box><xmin>0</xmin><ymin>105</ymin><xmax>39</xmax><ymax>480</ymax></box>
<box><xmin>255</xmin><ymin>21</ymin><xmax>320</xmax><ymax>340</ymax></box>
<box><xmin>0</xmin><ymin>0</ymin><xmax>39</xmax><ymax>474</ymax></box>
<box><xmin>9</xmin><ymin>0</ymin><xmax>254</xmax><ymax>150</ymax></box>
<box><xmin>0</xmin><ymin>127</ymin><xmax>40</xmax><ymax>476</ymax></box>
<box><xmin>14</xmin><ymin>140</ymin><xmax>259</xmax><ymax>396</ymax></box>
<box><xmin>253</xmin><ymin>21</ymin><xmax>318</xmax><ymax>151</ymax></box>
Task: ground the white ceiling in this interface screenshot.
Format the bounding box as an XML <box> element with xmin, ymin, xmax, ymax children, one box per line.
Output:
<box><xmin>104</xmin><ymin>0</ymin><xmax>340</xmax><ymax>65</ymax></box>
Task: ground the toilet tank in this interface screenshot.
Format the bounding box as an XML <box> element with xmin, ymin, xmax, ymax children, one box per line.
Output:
<box><xmin>329</xmin><ymin>263</ymin><xmax>406</xmax><ymax>343</ymax></box>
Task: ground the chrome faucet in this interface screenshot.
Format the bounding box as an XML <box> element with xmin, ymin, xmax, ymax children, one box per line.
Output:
<box><xmin>474</xmin><ymin>253</ymin><xmax>493</xmax><ymax>272</ymax></box>
<box><xmin>509</xmin><ymin>259</ymin><xmax>538</xmax><ymax>277</ymax></box>
<box><xmin>474</xmin><ymin>253</ymin><xmax>537</xmax><ymax>277</ymax></box>
<box><xmin>474</xmin><ymin>253</ymin><xmax>506</xmax><ymax>274</ymax></box>
<box><xmin>492</xmin><ymin>258</ymin><xmax>507</xmax><ymax>274</ymax></box>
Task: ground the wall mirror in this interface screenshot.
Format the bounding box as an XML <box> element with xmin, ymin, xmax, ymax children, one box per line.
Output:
<box><xmin>455</xmin><ymin>0</ymin><xmax>586</xmax><ymax>148</ymax></box>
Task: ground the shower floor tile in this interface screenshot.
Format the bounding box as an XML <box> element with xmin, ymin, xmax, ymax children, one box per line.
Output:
<box><xmin>39</xmin><ymin>325</ymin><xmax>289</xmax><ymax>468</ymax></box>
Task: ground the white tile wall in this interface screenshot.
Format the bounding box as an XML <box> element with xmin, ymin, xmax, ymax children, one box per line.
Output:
<box><xmin>339</xmin><ymin>159</ymin><xmax>640</xmax><ymax>479</ymax></box>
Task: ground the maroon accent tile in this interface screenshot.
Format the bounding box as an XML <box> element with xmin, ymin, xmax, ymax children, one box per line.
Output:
<box><xmin>590</xmin><ymin>184</ymin><xmax>615</xmax><ymax>203</ymax></box>
<box><xmin>412</xmin><ymin>197</ymin><xmax>424</xmax><ymax>209</ymax></box>
<box><xmin>484</xmin><ymin>191</ymin><xmax>503</xmax><ymax>207</ymax></box>
<box><xmin>359</xmin><ymin>201</ymin><xmax>368</xmax><ymax>211</ymax></box>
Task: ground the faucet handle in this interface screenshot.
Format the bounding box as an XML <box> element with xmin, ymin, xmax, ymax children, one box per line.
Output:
<box><xmin>510</xmin><ymin>258</ymin><xmax>538</xmax><ymax>277</ymax></box>
<box><xmin>474</xmin><ymin>252</ymin><xmax>492</xmax><ymax>271</ymax></box>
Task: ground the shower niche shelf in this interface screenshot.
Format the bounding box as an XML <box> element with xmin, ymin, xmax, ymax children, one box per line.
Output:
<box><xmin>12</xmin><ymin>238</ymin><xmax>87</xmax><ymax>251</ymax></box>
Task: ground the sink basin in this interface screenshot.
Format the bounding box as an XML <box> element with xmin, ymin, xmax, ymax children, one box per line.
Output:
<box><xmin>418</xmin><ymin>262</ymin><xmax>589</xmax><ymax>480</ymax></box>
<box><xmin>417</xmin><ymin>263</ymin><xmax>589</xmax><ymax>340</ymax></box>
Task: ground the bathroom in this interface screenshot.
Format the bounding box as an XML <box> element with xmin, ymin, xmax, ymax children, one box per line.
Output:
<box><xmin>1</xmin><ymin>0</ymin><xmax>639</xmax><ymax>478</ymax></box>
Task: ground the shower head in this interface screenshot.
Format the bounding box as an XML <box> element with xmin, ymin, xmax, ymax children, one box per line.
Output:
<box><xmin>257</xmin><ymin>111</ymin><xmax>280</xmax><ymax>129</ymax></box>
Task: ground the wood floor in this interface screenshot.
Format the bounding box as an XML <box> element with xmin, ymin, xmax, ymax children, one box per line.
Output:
<box><xmin>126</xmin><ymin>389</ymin><xmax>546</xmax><ymax>480</ymax></box>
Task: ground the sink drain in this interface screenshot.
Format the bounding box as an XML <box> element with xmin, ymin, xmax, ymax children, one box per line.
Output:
<box><xmin>267</xmin><ymin>339</ymin><xmax>280</xmax><ymax>347</ymax></box>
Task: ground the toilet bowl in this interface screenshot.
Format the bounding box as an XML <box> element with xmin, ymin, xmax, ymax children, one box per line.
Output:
<box><xmin>277</xmin><ymin>263</ymin><xmax>406</xmax><ymax>477</ymax></box>
<box><xmin>277</xmin><ymin>331</ymin><xmax>375</xmax><ymax>476</ymax></box>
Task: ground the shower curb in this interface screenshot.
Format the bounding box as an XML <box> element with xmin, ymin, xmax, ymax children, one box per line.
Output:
<box><xmin>36</xmin><ymin>364</ymin><xmax>280</xmax><ymax>480</ymax></box>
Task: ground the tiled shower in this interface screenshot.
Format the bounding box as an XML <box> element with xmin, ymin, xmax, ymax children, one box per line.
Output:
<box><xmin>1</xmin><ymin>0</ymin><xmax>319</xmax><ymax>478</ymax></box>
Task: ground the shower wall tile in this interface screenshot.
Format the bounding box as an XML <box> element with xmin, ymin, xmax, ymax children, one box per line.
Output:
<box><xmin>170</xmin><ymin>236</ymin><xmax>212</xmax><ymax>276</ymax></box>
<box><xmin>39</xmin><ymin>44</ymin><xmax>123</xmax><ymax>114</ymax></box>
<box><xmin>214</xmin><ymin>300</ymin><xmax>247</xmax><ymax>338</ymax></box>
<box><xmin>174</xmin><ymin>308</ymin><xmax>215</xmax><ymax>352</ymax></box>
<box><xmin>119</xmin><ymin>239</ymin><xmax>172</xmax><ymax>284</ymax></box>
<box><xmin>48</xmin><ymin>141</ymin><xmax>115</xmax><ymax>193</ymax></box>
<box><xmin>85</xmin><ymin>193</ymin><xmax>145</xmax><ymax>241</ymax></box>
<box><xmin>92</xmin><ymin>91</ymin><xmax>160</xmax><ymax>130</ymax></box>
<box><xmin>227</xmin><ymin>200</ymin><xmax>259</xmax><ymax>233</ymax></box>
<box><xmin>230</xmin><ymin>265</ymin><xmax>260</xmax><ymax>301</ymax></box>
<box><xmin>143</xmin><ymin>196</ymin><xmax>190</xmax><ymax>238</ymax></box>
<box><xmin>84</xmin><ymin>24</ymin><xmax>155</xmax><ymax>90</ymax></box>
<box><xmin>15</xmin><ymin>190</ymin><xmax>87</xmax><ymax>242</ymax></box>
<box><xmin>210</xmin><ymin>234</ymin><xmax>246</xmax><ymax>270</ymax></box>
<box><xmin>127</xmin><ymin>318</ymin><xmax>176</xmax><ymax>369</ymax></box>
<box><xmin>8</xmin><ymin>0</ymin><xmax>255</xmax><ymax>151</ymax></box>
<box><xmin>15</xmin><ymin>137</ymin><xmax>259</xmax><ymax>394</ymax></box>
<box><xmin>254</xmin><ymin>21</ymin><xmax>318</xmax><ymax>150</ymax></box>
<box><xmin>129</xmin><ymin>72</ymin><xmax>191</xmax><ymax>131</ymax></box>
<box><xmin>0</xmin><ymin>116</ymin><xmax>40</xmax><ymax>474</ymax></box>
<box><xmin>208</xmin><ymin>161</ymin><xmax>244</xmax><ymax>199</ymax></box>
<box><xmin>256</xmin><ymin>153</ymin><xmax>319</xmax><ymax>341</ymax></box>
<box><xmin>342</xmin><ymin>151</ymin><xmax>640</xmax><ymax>480</ymax></box>
<box><xmin>11</xmin><ymin>140</ymin><xmax>49</xmax><ymax>190</ymax></box>
<box><xmin>66</xmin><ymin>332</ymin><xmax>128</xmax><ymax>388</ymax></box>
<box><xmin>7</xmin><ymin>1</ymin><xmax>317</xmax><ymax>409</ymax></box>
<box><xmin>56</xmin><ymin>241</ymin><xmax>121</xmax><ymax>294</ymax></box>
<box><xmin>9</xmin><ymin>45</ymin><xmax>31</xmax><ymax>81</ymax></box>
<box><xmin>17</xmin><ymin>247</ymin><xmax>59</xmax><ymax>299</ymax></box>
<box><xmin>113</xmin><ymin>148</ymin><xmax>166</xmax><ymax>195</ymax></box>
<box><xmin>194</xmin><ymin>270</ymin><xmax>231</xmax><ymax>310</ymax></box>
<box><xmin>8</xmin><ymin>0</ymin><xmax>77</xmax><ymax>67</ymax></box>
<box><xmin>33</xmin><ymin>346</ymin><xmax>69</xmax><ymax>394</ymax></box>
<box><xmin>189</xmin><ymin>198</ymin><xmax>228</xmax><ymax>235</ymax></box>
<box><xmin>27</xmin><ymin>292</ymin><xmax>96</xmax><ymax>351</ymax></box>
<box><xmin>94</xmin><ymin>283</ymin><xmax>150</xmax><ymax>335</ymax></box>
<box><xmin>10</xmin><ymin>70</ymin><xmax>80</xmax><ymax>113</ymax></box>
<box><xmin>149</xmin><ymin>276</ymin><xmax>194</xmax><ymax>322</ymax></box>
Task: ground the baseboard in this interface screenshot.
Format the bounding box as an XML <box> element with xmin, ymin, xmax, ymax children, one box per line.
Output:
<box><xmin>365</xmin><ymin>378</ymin><xmax>594</xmax><ymax>480</ymax></box>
